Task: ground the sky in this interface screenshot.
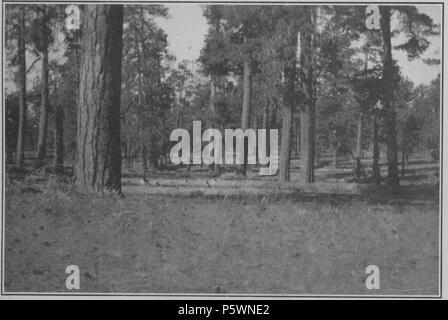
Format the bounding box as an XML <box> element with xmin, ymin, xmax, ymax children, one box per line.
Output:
<box><xmin>155</xmin><ymin>4</ymin><xmax>442</xmax><ymax>86</ymax></box>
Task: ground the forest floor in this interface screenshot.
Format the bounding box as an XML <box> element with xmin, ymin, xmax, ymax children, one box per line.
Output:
<box><xmin>3</xmin><ymin>155</ymin><xmax>440</xmax><ymax>295</ymax></box>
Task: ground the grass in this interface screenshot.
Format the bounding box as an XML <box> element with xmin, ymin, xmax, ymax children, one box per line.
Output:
<box><xmin>3</xmin><ymin>153</ymin><xmax>440</xmax><ymax>295</ymax></box>
<box><xmin>4</xmin><ymin>185</ymin><xmax>439</xmax><ymax>295</ymax></box>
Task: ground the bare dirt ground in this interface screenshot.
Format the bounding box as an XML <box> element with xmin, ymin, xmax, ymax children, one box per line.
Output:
<box><xmin>3</xmin><ymin>156</ymin><xmax>440</xmax><ymax>295</ymax></box>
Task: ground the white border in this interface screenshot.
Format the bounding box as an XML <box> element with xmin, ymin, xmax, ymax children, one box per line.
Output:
<box><xmin>0</xmin><ymin>0</ymin><xmax>445</xmax><ymax>300</ymax></box>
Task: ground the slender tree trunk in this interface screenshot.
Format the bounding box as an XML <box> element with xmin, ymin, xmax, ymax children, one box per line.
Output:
<box><xmin>75</xmin><ymin>5</ymin><xmax>124</xmax><ymax>194</ymax></box>
<box><xmin>279</xmin><ymin>106</ymin><xmax>292</xmax><ymax>182</ymax></box>
<box><xmin>372</xmin><ymin>112</ymin><xmax>381</xmax><ymax>184</ymax></box>
<box><xmin>295</xmin><ymin>114</ymin><xmax>301</xmax><ymax>158</ymax></box>
<box><xmin>209</xmin><ymin>76</ymin><xmax>217</xmax><ymax>117</ymax></box>
<box><xmin>401</xmin><ymin>151</ymin><xmax>405</xmax><ymax>177</ymax></box>
<box><xmin>36</xmin><ymin>6</ymin><xmax>49</xmax><ymax>168</ymax></box>
<box><xmin>54</xmin><ymin>103</ymin><xmax>64</xmax><ymax>171</ymax></box>
<box><xmin>142</xmin><ymin>144</ymin><xmax>148</xmax><ymax>173</ymax></box>
<box><xmin>263</xmin><ymin>99</ymin><xmax>270</xmax><ymax>155</ymax></box>
<box><xmin>125</xmin><ymin>128</ymin><xmax>131</xmax><ymax>169</ymax></box>
<box><xmin>136</xmin><ymin>8</ymin><xmax>148</xmax><ymax>176</ymax></box>
<box><xmin>380</xmin><ymin>6</ymin><xmax>399</xmax><ymax>185</ymax></box>
<box><xmin>208</xmin><ymin>76</ymin><xmax>217</xmax><ymax>172</ymax></box>
<box><xmin>15</xmin><ymin>7</ymin><xmax>26</xmax><ymax>167</ymax></box>
<box><xmin>175</xmin><ymin>73</ymin><xmax>186</xmax><ymax>128</ymax></box>
<box><xmin>240</xmin><ymin>50</ymin><xmax>252</xmax><ymax>176</ymax></box>
<box><xmin>333</xmin><ymin>146</ymin><xmax>338</xmax><ymax>168</ymax></box>
<box><xmin>300</xmin><ymin>9</ymin><xmax>315</xmax><ymax>183</ymax></box>
<box><xmin>354</xmin><ymin>113</ymin><xmax>363</xmax><ymax>177</ymax></box>
<box><xmin>279</xmin><ymin>26</ymin><xmax>298</xmax><ymax>182</ymax></box>
<box><xmin>271</xmin><ymin>101</ymin><xmax>278</xmax><ymax>129</ymax></box>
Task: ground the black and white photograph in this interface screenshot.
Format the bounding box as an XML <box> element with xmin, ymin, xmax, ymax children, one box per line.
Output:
<box><xmin>0</xmin><ymin>0</ymin><xmax>444</xmax><ymax>299</ymax></box>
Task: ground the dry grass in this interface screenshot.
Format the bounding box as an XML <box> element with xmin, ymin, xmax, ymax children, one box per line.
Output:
<box><xmin>4</xmin><ymin>186</ymin><xmax>439</xmax><ymax>295</ymax></box>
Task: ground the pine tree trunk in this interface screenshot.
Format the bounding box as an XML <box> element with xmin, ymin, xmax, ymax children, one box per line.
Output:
<box><xmin>279</xmin><ymin>106</ymin><xmax>292</xmax><ymax>182</ymax></box>
<box><xmin>15</xmin><ymin>6</ymin><xmax>26</xmax><ymax>167</ymax></box>
<box><xmin>75</xmin><ymin>5</ymin><xmax>124</xmax><ymax>194</ymax></box>
<box><xmin>263</xmin><ymin>99</ymin><xmax>270</xmax><ymax>155</ymax></box>
<box><xmin>354</xmin><ymin>113</ymin><xmax>363</xmax><ymax>177</ymax></box>
<box><xmin>295</xmin><ymin>114</ymin><xmax>301</xmax><ymax>158</ymax></box>
<box><xmin>401</xmin><ymin>151</ymin><xmax>405</xmax><ymax>177</ymax></box>
<box><xmin>372</xmin><ymin>112</ymin><xmax>381</xmax><ymax>184</ymax></box>
<box><xmin>36</xmin><ymin>7</ymin><xmax>49</xmax><ymax>168</ymax></box>
<box><xmin>208</xmin><ymin>76</ymin><xmax>217</xmax><ymax>172</ymax></box>
<box><xmin>125</xmin><ymin>132</ymin><xmax>130</xmax><ymax>169</ymax></box>
<box><xmin>278</xmin><ymin>26</ymin><xmax>298</xmax><ymax>182</ymax></box>
<box><xmin>54</xmin><ymin>103</ymin><xmax>64</xmax><ymax>171</ymax></box>
<box><xmin>142</xmin><ymin>144</ymin><xmax>148</xmax><ymax>173</ymax></box>
<box><xmin>209</xmin><ymin>76</ymin><xmax>217</xmax><ymax>118</ymax></box>
<box><xmin>333</xmin><ymin>147</ymin><xmax>338</xmax><ymax>168</ymax></box>
<box><xmin>240</xmin><ymin>52</ymin><xmax>252</xmax><ymax>176</ymax></box>
<box><xmin>271</xmin><ymin>102</ymin><xmax>277</xmax><ymax>130</ymax></box>
<box><xmin>300</xmin><ymin>9</ymin><xmax>315</xmax><ymax>183</ymax></box>
<box><xmin>380</xmin><ymin>6</ymin><xmax>399</xmax><ymax>185</ymax></box>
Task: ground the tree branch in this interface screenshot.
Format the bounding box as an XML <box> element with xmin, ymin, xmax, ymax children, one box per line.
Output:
<box><xmin>27</xmin><ymin>56</ymin><xmax>41</xmax><ymax>73</ymax></box>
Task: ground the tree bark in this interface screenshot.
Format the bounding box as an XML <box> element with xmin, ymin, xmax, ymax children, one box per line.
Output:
<box><xmin>300</xmin><ymin>9</ymin><xmax>315</xmax><ymax>183</ymax></box>
<box><xmin>380</xmin><ymin>6</ymin><xmax>399</xmax><ymax>185</ymax></box>
<box><xmin>15</xmin><ymin>6</ymin><xmax>26</xmax><ymax>167</ymax></box>
<box><xmin>36</xmin><ymin>6</ymin><xmax>49</xmax><ymax>168</ymax></box>
<box><xmin>75</xmin><ymin>5</ymin><xmax>124</xmax><ymax>194</ymax></box>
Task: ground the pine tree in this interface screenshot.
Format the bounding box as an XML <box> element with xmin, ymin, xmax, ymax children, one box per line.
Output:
<box><xmin>75</xmin><ymin>5</ymin><xmax>124</xmax><ymax>194</ymax></box>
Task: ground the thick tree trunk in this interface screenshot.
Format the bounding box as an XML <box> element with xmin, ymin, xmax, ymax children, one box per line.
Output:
<box><xmin>380</xmin><ymin>6</ymin><xmax>399</xmax><ymax>185</ymax></box>
<box><xmin>278</xmin><ymin>26</ymin><xmax>298</xmax><ymax>182</ymax></box>
<box><xmin>75</xmin><ymin>5</ymin><xmax>124</xmax><ymax>194</ymax></box>
<box><xmin>15</xmin><ymin>7</ymin><xmax>26</xmax><ymax>167</ymax></box>
<box><xmin>372</xmin><ymin>112</ymin><xmax>381</xmax><ymax>184</ymax></box>
<box><xmin>54</xmin><ymin>104</ymin><xmax>64</xmax><ymax>171</ymax></box>
<box><xmin>240</xmin><ymin>53</ymin><xmax>252</xmax><ymax>176</ymax></box>
<box><xmin>36</xmin><ymin>7</ymin><xmax>49</xmax><ymax>168</ymax></box>
<box><xmin>300</xmin><ymin>9</ymin><xmax>315</xmax><ymax>183</ymax></box>
<box><xmin>354</xmin><ymin>113</ymin><xmax>363</xmax><ymax>177</ymax></box>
